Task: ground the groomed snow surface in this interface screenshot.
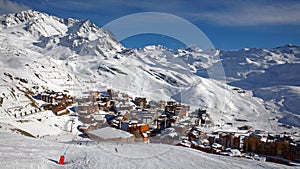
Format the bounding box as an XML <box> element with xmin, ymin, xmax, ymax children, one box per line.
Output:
<box><xmin>0</xmin><ymin>129</ymin><xmax>294</xmax><ymax>169</ymax></box>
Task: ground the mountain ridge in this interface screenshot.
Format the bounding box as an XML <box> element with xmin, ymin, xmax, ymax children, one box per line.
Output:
<box><xmin>0</xmin><ymin>10</ymin><xmax>299</xmax><ymax>135</ymax></box>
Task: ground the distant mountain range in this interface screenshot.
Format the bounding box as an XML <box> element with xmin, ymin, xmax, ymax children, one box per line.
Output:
<box><xmin>0</xmin><ymin>10</ymin><xmax>299</xmax><ymax>134</ymax></box>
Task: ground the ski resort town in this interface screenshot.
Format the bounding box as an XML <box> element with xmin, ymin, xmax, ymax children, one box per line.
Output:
<box><xmin>27</xmin><ymin>88</ymin><xmax>300</xmax><ymax>166</ymax></box>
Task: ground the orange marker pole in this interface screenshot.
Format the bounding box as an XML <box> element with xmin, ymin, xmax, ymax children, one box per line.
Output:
<box><xmin>58</xmin><ymin>155</ymin><xmax>65</xmax><ymax>165</ymax></box>
<box><xmin>58</xmin><ymin>152</ymin><xmax>66</xmax><ymax>165</ymax></box>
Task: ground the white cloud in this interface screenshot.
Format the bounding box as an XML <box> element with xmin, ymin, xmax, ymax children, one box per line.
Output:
<box><xmin>2</xmin><ymin>0</ymin><xmax>299</xmax><ymax>26</ymax></box>
<box><xmin>93</xmin><ymin>0</ymin><xmax>300</xmax><ymax>26</ymax></box>
<box><xmin>0</xmin><ymin>0</ymin><xmax>30</xmax><ymax>15</ymax></box>
<box><xmin>103</xmin><ymin>0</ymin><xmax>300</xmax><ymax>26</ymax></box>
<box><xmin>102</xmin><ymin>0</ymin><xmax>300</xmax><ymax>26</ymax></box>
<box><xmin>188</xmin><ymin>1</ymin><xmax>300</xmax><ymax>26</ymax></box>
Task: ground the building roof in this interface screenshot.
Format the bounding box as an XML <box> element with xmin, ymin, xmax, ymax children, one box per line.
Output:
<box><xmin>87</xmin><ymin>127</ymin><xmax>133</xmax><ymax>139</ymax></box>
<box><xmin>56</xmin><ymin>95</ymin><xmax>64</xmax><ymax>99</ymax></box>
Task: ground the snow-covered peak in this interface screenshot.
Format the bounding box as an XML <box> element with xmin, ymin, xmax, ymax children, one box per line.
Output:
<box><xmin>273</xmin><ymin>44</ymin><xmax>300</xmax><ymax>54</ymax></box>
<box><xmin>0</xmin><ymin>10</ymin><xmax>123</xmax><ymax>56</ymax></box>
<box><xmin>77</xmin><ymin>20</ymin><xmax>97</xmax><ymax>34</ymax></box>
<box><xmin>184</xmin><ymin>46</ymin><xmax>203</xmax><ymax>53</ymax></box>
<box><xmin>1</xmin><ymin>10</ymin><xmax>50</xmax><ymax>27</ymax></box>
<box><xmin>143</xmin><ymin>45</ymin><xmax>169</xmax><ymax>51</ymax></box>
<box><xmin>1</xmin><ymin>10</ymin><xmax>67</xmax><ymax>37</ymax></box>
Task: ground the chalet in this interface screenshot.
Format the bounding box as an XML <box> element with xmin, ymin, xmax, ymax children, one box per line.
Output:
<box><xmin>164</xmin><ymin>101</ymin><xmax>189</xmax><ymax>118</ymax></box>
<box><xmin>197</xmin><ymin>108</ymin><xmax>207</xmax><ymax>118</ymax></box>
<box><xmin>243</xmin><ymin>133</ymin><xmax>265</xmax><ymax>153</ymax></box>
<box><xmin>200</xmin><ymin>138</ymin><xmax>210</xmax><ymax>145</ymax></box>
<box><xmin>52</xmin><ymin>103</ymin><xmax>68</xmax><ymax>115</ymax></box>
<box><xmin>110</xmin><ymin>119</ymin><xmax>121</xmax><ymax>129</ymax></box>
<box><xmin>290</xmin><ymin>141</ymin><xmax>300</xmax><ymax>162</ymax></box>
<box><xmin>188</xmin><ymin>129</ymin><xmax>200</xmax><ymax>141</ymax></box>
<box><xmin>118</xmin><ymin>94</ymin><xmax>131</xmax><ymax>106</ymax></box>
<box><xmin>92</xmin><ymin>111</ymin><xmax>107</xmax><ymax>124</ymax></box>
<box><xmin>55</xmin><ymin>94</ymin><xmax>68</xmax><ymax>104</ymax></box>
<box><xmin>189</xmin><ymin>137</ymin><xmax>211</xmax><ymax>153</ymax></box>
<box><xmin>107</xmin><ymin>89</ymin><xmax>119</xmax><ymax>99</ymax></box>
<box><xmin>97</xmin><ymin>101</ymin><xmax>110</xmax><ymax>111</ymax></box>
<box><xmin>77</xmin><ymin>91</ymin><xmax>99</xmax><ymax>103</ymax></box>
<box><xmin>211</xmin><ymin>143</ymin><xmax>224</xmax><ymax>154</ymax></box>
<box><xmin>174</xmin><ymin>104</ymin><xmax>188</xmax><ymax>118</ymax></box>
<box><xmin>40</xmin><ymin>91</ymin><xmax>74</xmax><ymax>106</ymax></box>
<box><xmin>90</xmin><ymin>91</ymin><xmax>100</xmax><ymax>98</ymax></box>
<box><xmin>117</xmin><ymin>97</ymin><xmax>135</xmax><ymax>111</ymax></box>
<box><xmin>218</xmin><ymin>132</ymin><xmax>240</xmax><ymax>149</ymax></box>
<box><xmin>198</xmin><ymin>144</ymin><xmax>211</xmax><ymax>153</ymax></box>
<box><xmin>39</xmin><ymin>91</ymin><xmax>74</xmax><ymax>116</ymax></box>
<box><xmin>115</xmin><ymin>111</ymin><xmax>130</xmax><ymax>122</ymax></box>
<box><xmin>99</xmin><ymin>92</ymin><xmax>110</xmax><ymax>102</ymax></box>
<box><xmin>43</xmin><ymin>103</ymin><xmax>54</xmax><ymax>110</ymax></box>
<box><xmin>220</xmin><ymin>149</ymin><xmax>242</xmax><ymax>157</ymax></box>
<box><xmin>79</xmin><ymin>114</ymin><xmax>97</xmax><ymax>124</ymax></box>
<box><xmin>200</xmin><ymin>114</ymin><xmax>211</xmax><ymax>125</ymax></box>
<box><xmin>207</xmin><ymin>134</ymin><xmax>216</xmax><ymax>146</ymax></box>
<box><xmin>165</xmin><ymin>101</ymin><xmax>176</xmax><ymax>113</ymax></box>
<box><xmin>127</xmin><ymin>121</ymin><xmax>150</xmax><ymax>140</ymax></box>
<box><xmin>109</xmin><ymin>111</ymin><xmax>137</xmax><ymax>130</ymax></box>
<box><xmin>109</xmin><ymin>100</ymin><xmax>118</xmax><ymax>113</ymax></box>
<box><xmin>158</xmin><ymin>100</ymin><xmax>167</xmax><ymax>110</ymax></box>
<box><xmin>142</xmin><ymin>115</ymin><xmax>154</xmax><ymax>124</ymax></box>
<box><xmin>41</xmin><ymin>92</ymin><xmax>55</xmax><ymax>103</ymax></box>
<box><xmin>90</xmin><ymin>92</ymin><xmax>110</xmax><ymax>112</ymax></box>
<box><xmin>77</xmin><ymin>103</ymin><xmax>99</xmax><ymax>115</ymax></box>
<box><xmin>40</xmin><ymin>93</ymin><xmax>49</xmax><ymax>103</ymax></box>
<box><xmin>243</xmin><ymin>133</ymin><xmax>300</xmax><ymax>162</ymax></box>
<box><xmin>176</xmin><ymin>140</ymin><xmax>191</xmax><ymax>148</ymax></box>
<box><xmin>135</xmin><ymin>111</ymin><xmax>157</xmax><ymax>125</ymax></box>
<box><xmin>191</xmin><ymin>140</ymin><xmax>199</xmax><ymax>149</ymax></box>
<box><xmin>155</xmin><ymin>115</ymin><xmax>171</xmax><ymax>130</ymax></box>
<box><xmin>147</xmin><ymin>100</ymin><xmax>166</xmax><ymax>111</ymax></box>
<box><xmin>135</xmin><ymin>97</ymin><xmax>147</xmax><ymax>107</ymax></box>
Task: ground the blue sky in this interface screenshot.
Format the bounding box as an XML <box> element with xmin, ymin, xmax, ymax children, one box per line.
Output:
<box><xmin>1</xmin><ymin>0</ymin><xmax>300</xmax><ymax>50</ymax></box>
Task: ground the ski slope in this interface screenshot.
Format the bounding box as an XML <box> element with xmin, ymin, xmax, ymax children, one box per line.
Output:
<box><xmin>0</xmin><ymin>129</ymin><xmax>294</xmax><ymax>169</ymax></box>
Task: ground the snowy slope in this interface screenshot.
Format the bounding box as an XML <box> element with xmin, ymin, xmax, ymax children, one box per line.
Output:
<box><xmin>0</xmin><ymin>10</ymin><xmax>299</xmax><ymax>138</ymax></box>
<box><xmin>181</xmin><ymin>45</ymin><xmax>300</xmax><ymax>127</ymax></box>
<box><xmin>1</xmin><ymin>10</ymin><xmax>123</xmax><ymax>57</ymax></box>
<box><xmin>0</xmin><ymin>129</ymin><xmax>294</xmax><ymax>169</ymax></box>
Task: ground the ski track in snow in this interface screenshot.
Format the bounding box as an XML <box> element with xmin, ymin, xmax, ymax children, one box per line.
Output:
<box><xmin>0</xmin><ymin>130</ymin><xmax>294</xmax><ymax>169</ymax></box>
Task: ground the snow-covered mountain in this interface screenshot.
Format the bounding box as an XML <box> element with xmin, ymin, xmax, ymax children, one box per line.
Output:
<box><xmin>1</xmin><ymin>10</ymin><xmax>123</xmax><ymax>57</ymax></box>
<box><xmin>0</xmin><ymin>10</ymin><xmax>299</xmax><ymax>137</ymax></box>
<box><xmin>181</xmin><ymin>45</ymin><xmax>300</xmax><ymax>128</ymax></box>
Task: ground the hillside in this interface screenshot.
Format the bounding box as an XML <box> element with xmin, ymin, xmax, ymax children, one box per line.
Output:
<box><xmin>0</xmin><ymin>10</ymin><xmax>299</xmax><ymax>136</ymax></box>
<box><xmin>182</xmin><ymin>45</ymin><xmax>300</xmax><ymax>127</ymax></box>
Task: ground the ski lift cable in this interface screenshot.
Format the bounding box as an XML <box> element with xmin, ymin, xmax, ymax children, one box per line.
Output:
<box><xmin>63</xmin><ymin>130</ymin><xmax>79</xmax><ymax>155</ymax></box>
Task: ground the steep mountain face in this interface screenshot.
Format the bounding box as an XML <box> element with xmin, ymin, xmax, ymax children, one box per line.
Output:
<box><xmin>182</xmin><ymin>45</ymin><xmax>300</xmax><ymax>127</ymax></box>
<box><xmin>0</xmin><ymin>10</ymin><xmax>299</xmax><ymax>134</ymax></box>
<box><xmin>1</xmin><ymin>10</ymin><xmax>123</xmax><ymax>58</ymax></box>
